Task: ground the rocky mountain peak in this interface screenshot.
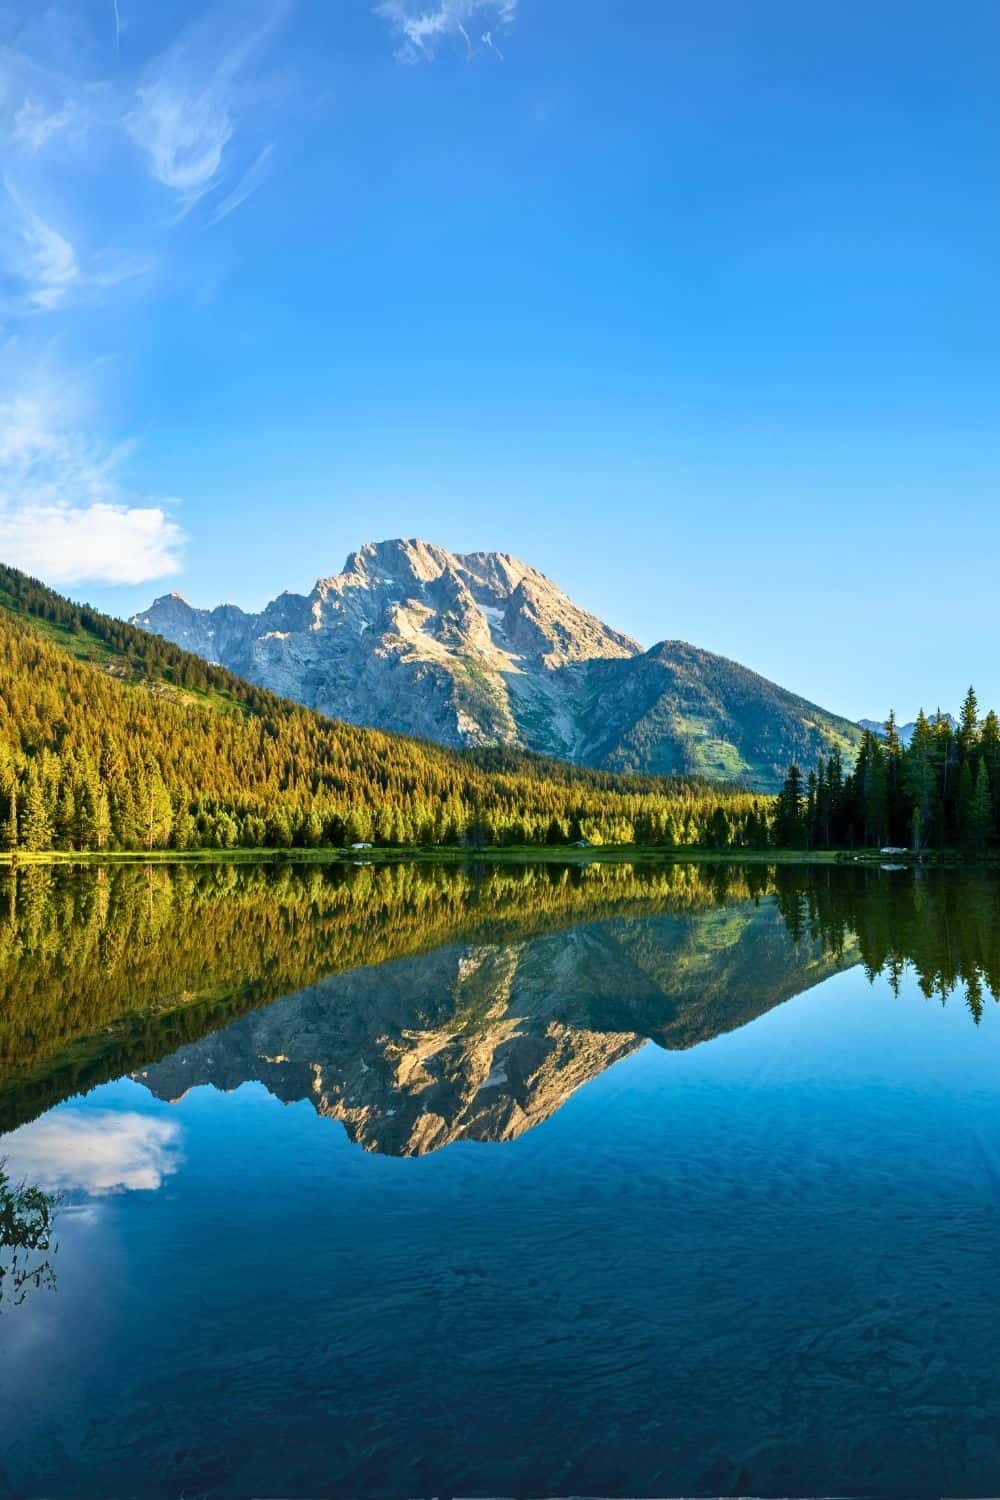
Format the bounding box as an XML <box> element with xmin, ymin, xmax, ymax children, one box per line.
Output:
<box><xmin>143</xmin><ymin>591</ymin><xmax>194</xmax><ymax>614</ymax></box>
<box><xmin>132</xmin><ymin>537</ymin><xmax>863</xmax><ymax>785</ymax></box>
<box><xmin>339</xmin><ymin>537</ymin><xmax>455</xmax><ymax>588</ymax></box>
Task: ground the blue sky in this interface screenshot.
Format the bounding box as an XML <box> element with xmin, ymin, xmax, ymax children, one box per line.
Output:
<box><xmin>1</xmin><ymin>0</ymin><xmax>998</xmax><ymax>721</ymax></box>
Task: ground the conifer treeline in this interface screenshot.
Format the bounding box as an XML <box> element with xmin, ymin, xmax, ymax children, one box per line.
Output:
<box><xmin>0</xmin><ymin>566</ymin><xmax>766</xmax><ymax>852</ymax></box>
<box><xmin>773</xmin><ymin>690</ymin><xmax>999</xmax><ymax>850</ymax></box>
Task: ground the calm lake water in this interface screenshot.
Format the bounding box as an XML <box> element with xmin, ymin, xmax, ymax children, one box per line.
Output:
<box><xmin>2</xmin><ymin>860</ymin><xmax>1000</xmax><ymax>1498</ymax></box>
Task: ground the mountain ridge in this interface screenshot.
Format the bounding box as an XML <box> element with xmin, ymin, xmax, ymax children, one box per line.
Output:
<box><xmin>134</xmin><ymin>537</ymin><xmax>862</xmax><ymax>790</ymax></box>
<box><xmin>858</xmin><ymin>713</ymin><xmax>958</xmax><ymax>747</ymax></box>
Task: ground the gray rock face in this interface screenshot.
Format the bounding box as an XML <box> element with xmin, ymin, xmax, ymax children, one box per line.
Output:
<box><xmin>133</xmin><ymin>537</ymin><xmax>862</xmax><ymax>788</ymax></box>
<box><xmin>134</xmin><ymin>538</ymin><xmax>639</xmax><ymax>756</ymax></box>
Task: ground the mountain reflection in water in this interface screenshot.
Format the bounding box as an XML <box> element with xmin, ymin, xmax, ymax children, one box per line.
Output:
<box><xmin>134</xmin><ymin>903</ymin><xmax>847</xmax><ymax>1155</ymax></box>
<box><xmin>3</xmin><ymin>859</ymin><xmax>1000</xmax><ymax>1153</ymax></box>
<box><xmin>6</xmin><ymin>860</ymin><xmax>1000</xmax><ymax>1499</ymax></box>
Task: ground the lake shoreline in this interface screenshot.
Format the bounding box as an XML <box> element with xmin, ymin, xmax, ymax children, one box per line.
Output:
<box><xmin>0</xmin><ymin>845</ymin><xmax>995</xmax><ymax>868</ymax></box>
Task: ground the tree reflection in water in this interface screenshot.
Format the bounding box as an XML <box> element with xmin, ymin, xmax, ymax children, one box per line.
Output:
<box><xmin>0</xmin><ymin>1163</ymin><xmax>57</xmax><ymax>1310</ymax></box>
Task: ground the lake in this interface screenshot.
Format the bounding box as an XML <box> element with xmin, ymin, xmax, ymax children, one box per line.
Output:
<box><xmin>2</xmin><ymin>859</ymin><xmax>1000</xmax><ymax>1498</ymax></box>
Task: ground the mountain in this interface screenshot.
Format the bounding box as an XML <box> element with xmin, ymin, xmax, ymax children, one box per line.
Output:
<box><xmin>858</xmin><ymin>713</ymin><xmax>957</xmax><ymax>747</ymax></box>
<box><xmin>0</xmin><ymin>562</ymin><xmax>757</xmax><ymax>853</ymax></box>
<box><xmin>134</xmin><ymin>538</ymin><xmax>862</xmax><ymax>789</ymax></box>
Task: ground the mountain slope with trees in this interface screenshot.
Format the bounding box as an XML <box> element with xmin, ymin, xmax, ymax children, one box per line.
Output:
<box><xmin>578</xmin><ymin>640</ymin><xmax>861</xmax><ymax>786</ymax></box>
<box><xmin>0</xmin><ymin>563</ymin><xmax>767</xmax><ymax>853</ymax></box>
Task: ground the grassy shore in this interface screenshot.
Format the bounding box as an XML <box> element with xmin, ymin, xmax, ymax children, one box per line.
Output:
<box><xmin>0</xmin><ymin>844</ymin><xmax>849</xmax><ymax>868</ymax></box>
<box><xmin>0</xmin><ymin>844</ymin><xmax>994</xmax><ymax>868</ymax></box>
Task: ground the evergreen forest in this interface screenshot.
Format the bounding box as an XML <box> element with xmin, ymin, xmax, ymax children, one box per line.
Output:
<box><xmin>774</xmin><ymin>691</ymin><xmax>1000</xmax><ymax>853</ymax></box>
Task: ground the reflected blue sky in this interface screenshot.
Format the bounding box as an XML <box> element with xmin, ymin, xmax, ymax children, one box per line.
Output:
<box><xmin>3</xmin><ymin>959</ymin><xmax>1000</xmax><ymax>1497</ymax></box>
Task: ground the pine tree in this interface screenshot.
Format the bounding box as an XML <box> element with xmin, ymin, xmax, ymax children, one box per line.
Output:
<box><xmin>851</xmin><ymin>732</ymin><xmax>889</xmax><ymax>846</ymax></box>
<box><xmin>958</xmin><ymin>686</ymin><xmax>980</xmax><ymax>760</ymax></box>
<box><xmin>805</xmin><ymin>770</ymin><xmax>818</xmax><ymax>848</ymax></box>
<box><xmin>773</xmin><ymin>764</ymin><xmax>805</xmax><ymax>847</ymax></box>
<box><xmin>980</xmin><ymin>710</ymin><xmax>1000</xmax><ymax>800</ymax></box>
<box><xmin>1</xmin><ymin>781</ymin><xmax>17</xmax><ymax>853</ymax></box>
<box><xmin>20</xmin><ymin>764</ymin><xmax>53</xmax><ymax>853</ymax></box>
<box><xmin>143</xmin><ymin>769</ymin><xmax>173</xmax><ymax>851</ymax></box>
<box><xmin>884</xmin><ymin>710</ymin><xmax>902</xmax><ymax>756</ymax></box>
<box><xmin>903</xmin><ymin>711</ymin><xmax>936</xmax><ymax>851</ymax></box>
<box><xmin>957</xmin><ymin>761</ymin><xmax>975</xmax><ymax>848</ymax></box>
<box><xmin>93</xmin><ymin>788</ymin><xmax>111</xmax><ymax>851</ymax></box>
<box><xmin>883</xmin><ymin>710</ymin><xmax>904</xmax><ymax>839</ymax></box>
<box><xmin>827</xmin><ymin>747</ymin><xmax>845</xmax><ymax>844</ymax></box>
<box><xmin>54</xmin><ymin>781</ymin><xmax>77</xmax><ymax>851</ymax></box>
<box><xmin>968</xmin><ymin>756</ymin><xmax>992</xmax><ymax>853</ymax></box>
<box><xmin>865</xmin><ymin>752</ymin><xmax>888</xmax><ymax>846</ymax></box>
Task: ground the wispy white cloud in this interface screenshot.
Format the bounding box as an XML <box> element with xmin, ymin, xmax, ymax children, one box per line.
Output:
<box><xmin>1</xmin><ymin>4</ymin><xmax>290</xmax><ymax>282</ymax></box>
<box><xmin>2</xmin><ymin>1109</ymin><xmax>183</xmax><ymax>1196</ymax></box>
<box><xmin>0</xmin><ymin>179</ymin><xmax>79</xmax><ymax>311</ymax></box>
<box><xmin>12</xmin><ymin>94</ymin><xmax>80</xmax><ymax>151</ymax></box>
<box><xmin>0</xmin><ymin>178</ymin><xmax>152</xmax><ymax>317</ymax></box>
<box><xmin>125</xmin><ymin>1</ymin><xmax>289</xmax><ymax>214</ymax></box>
<box><xmin>0</xmin><ymin>373</ymin><xmax>185</xmax><ymax>585</ymax></box>
<box><xmin>0</xmin><ymin>3</ymin><xmax>289</xmax><ymax>591</ymax></box>
<box><xmin>375</xmin><ymin>0</ymin><xmax>516</xmax><ymax>63</ymax></box>
<box><xmin>127</xmin><ymin>75</ymin><xmax>235</xmax><ymax>208</ymax></box>
<box><xmin>206</xmin><ymin>139</ymin><xmax>275</xmax><ymax>225</ymax></box>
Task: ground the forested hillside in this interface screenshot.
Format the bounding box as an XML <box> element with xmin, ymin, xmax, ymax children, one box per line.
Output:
<box><xmin>0</xmin><ymin>565</ymin><xmax>767</xmax><ymax>852</ymax></box>
<box><xmin>582</xmin><ymin>639</ymin><xmax>862</xmax><ymax>786</ymax></box>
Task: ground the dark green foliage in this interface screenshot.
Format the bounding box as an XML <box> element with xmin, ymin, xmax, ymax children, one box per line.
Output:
<box><xmin>771</xmin><ymin>864</ymin><xmax>1000</xmax><ymax>1022</ymax></box>
<box><xmin>779</xmin><ymin>693</ymin><xmax>1000</xmax><ymax>852</ymax></box>
<box><xmin>773</xmin><ymin>763</ymin><xmax>805</xmax><ymax>847</ymax></box>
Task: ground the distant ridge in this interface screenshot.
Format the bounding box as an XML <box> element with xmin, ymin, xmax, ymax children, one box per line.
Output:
<box><xmin>858</xmin><ymin>713</ymin><xmax>958</xmax><ymax>747</ymax></box>
<box><xmin>134</xmin><ymin>537</ymin><xmax>862</xmax><ymax>790</ymax></box>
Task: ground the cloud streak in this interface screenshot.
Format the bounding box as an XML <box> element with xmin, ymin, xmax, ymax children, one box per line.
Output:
<box><xmin>206</xmin><ymin>139</ymin><xmax>275</xmax><ymax>225</ymax></box>
<box><xmin>375</xmin><ymin>0</ymin><xmax>516</xmax><ymax>63</ymax></box>
<box><xmin>0</xmin><ymin>179</ymin><xmax>79</xmax><ymax>311</ymax></box>
<box><xmin>125</xmin><ymin>1</ymin><xmax>289</xmax><ymax>214</ymax></box>
<box><xmin>0</xmin><ymin>178</ymin><xmax>152</xmax><ymax>318</ymax></box>
<box><xmin>127</xmin><ymin>75</ymin><xmax>235</xmax><ymax>209</ymax></box>
<box><xmin>0</xmin><ymin>3</ymin><xmax>294</xmax><ymax>591</ymax></box>
<box><xmin>12</xmin><ymin>95</ymin><xmax>81</xmax><ymax>152</ymax></box>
